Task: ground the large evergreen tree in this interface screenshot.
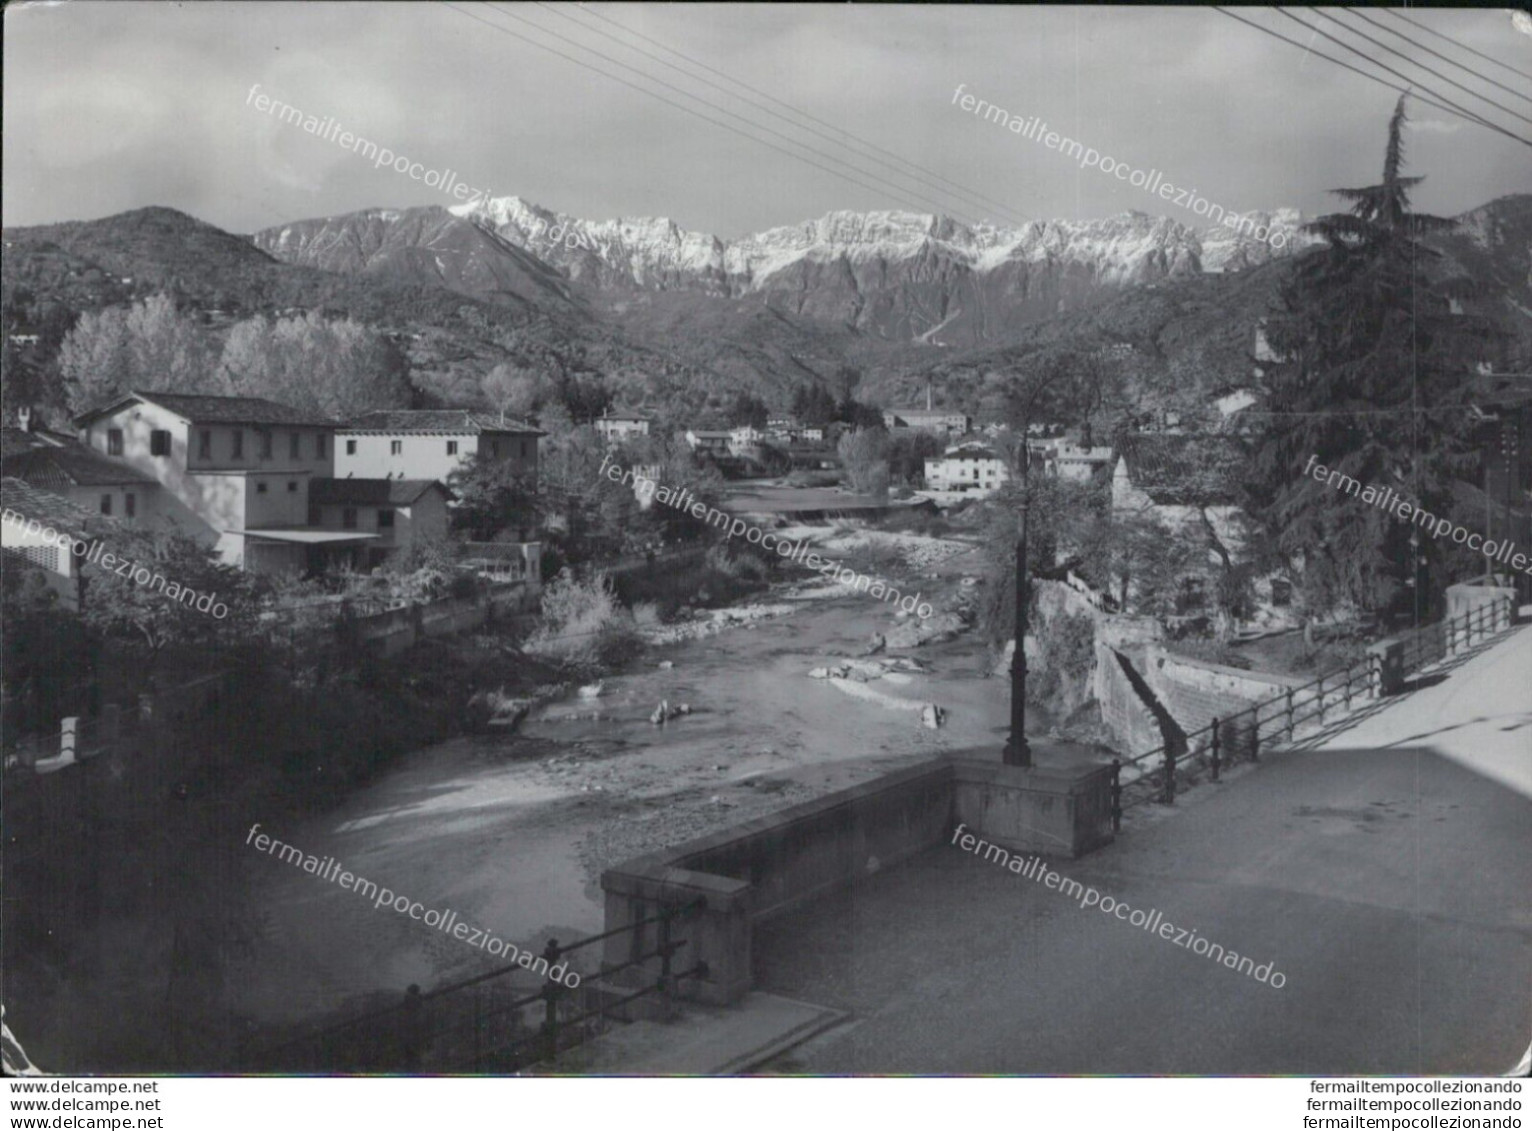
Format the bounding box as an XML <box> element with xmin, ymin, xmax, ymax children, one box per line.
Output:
<box><xmin>1247</xmin><ymin>96</ymin><xmax>1499</xmax><ymax>620</ymax></box>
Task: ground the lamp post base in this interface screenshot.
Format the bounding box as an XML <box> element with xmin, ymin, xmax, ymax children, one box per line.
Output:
<box><xmin>1002</xmin><ymin>737</ymin><xmax>1032</xmax><ymax>769</ymax></box>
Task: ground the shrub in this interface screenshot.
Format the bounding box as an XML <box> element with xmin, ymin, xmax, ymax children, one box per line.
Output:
<box><xmin>705</xmin><ymin>542</ymin><xmax>769</xmax><ymax>583</ymax></box>
<box><xmin>523</xmin><ymin>573</ymin><xmax>639</xmax><ymax>667</ymax></box>
<box><xmin>1027</xmin><ymin>609</ymin><xmax>1097</xmax><ymax>716</ymax></box>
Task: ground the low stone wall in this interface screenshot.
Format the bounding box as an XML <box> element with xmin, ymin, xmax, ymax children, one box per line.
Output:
<box><xmin>355</xmin><ymin>583</ymin><xmax>533</xmax><ymax>657</ymax></box>
<box><xmin>1142</xmin><ymin>646</ymin><xmax>1303</xmax><ymax>741</ymax></box>
<box><xmin>600</xmin><ymin>756</ymin><xmax>1114</xmax><ymax>1006</ymax></box>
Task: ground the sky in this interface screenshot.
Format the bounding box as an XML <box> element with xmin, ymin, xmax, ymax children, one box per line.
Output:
<box><xmin>3</xmin><ymin>3</ymin><xmax>1529</xmax><ymax>239</ymax></box>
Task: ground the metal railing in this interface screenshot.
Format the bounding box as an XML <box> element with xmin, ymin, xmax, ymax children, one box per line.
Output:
<box><xmin>249</xmin><ymin>898</ymin><xmax>706</xmax><ymax>1073</ymax></box>
<box><xmin>1108</xmin><ymin>596</ymin><xmax>1515</xmax><ymax>829</ymax></box>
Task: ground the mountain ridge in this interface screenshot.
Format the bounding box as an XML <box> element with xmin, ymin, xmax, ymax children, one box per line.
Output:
<box><xmin>253</xmin><ymin>199</ymin><xmax>1316</xmax><ymax>345</ymax></box>
<box><xmin>6</xmin><ymin>194</ymin><xmax>1528</xmax><ymax>426</ymax></box>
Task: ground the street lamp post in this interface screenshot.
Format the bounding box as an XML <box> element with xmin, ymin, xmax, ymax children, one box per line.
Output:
<box><xmin>1004</xmin><ymin>442</ymin><xmax>1032</xmax><ymax>768</ymax></box>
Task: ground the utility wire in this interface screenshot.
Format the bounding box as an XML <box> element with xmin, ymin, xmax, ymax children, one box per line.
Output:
<box><xmin>1381</xmin><ymin>8</ymin><xmax>1532</xmax><ymax>84</ymax></box>
<box><xmin>1343</xmin><ymin>7</ymin><xmax>1532</xmax><ymax>107</ymax></box>
<box><xmin>1311</xmin><ymin>8</ymin><xmax>1532</xmax><ymax>127</ymax></box>
<box><xmin>1211</xmin><ymin>7</ymin><xmax>1532</xmax><ymax>149</ymax></box>
<box><xmin>442</xmin><ymin>2</ymin><xmax>995</xmax><ymax>229</ymax></box>
<box><xmin>1272</xmin><ymin>8</ymin><xmax>1532</xmax><ymax>144</ymax></box>
<box><xmin>542</xmin><ymin>0</ymin><xmax>1029</xmax><ymax>229</ymax></box>
<box><xmin>529</xmin><ymin>0</ymin><xmax>1030</xmax><ymax>230</ymax></box>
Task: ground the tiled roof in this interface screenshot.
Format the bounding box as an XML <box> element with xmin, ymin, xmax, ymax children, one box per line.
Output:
<box><xmin>1118</xmin><ymin>434</ymin><xmax>1246</xmax><ymax>506</ymax></box>
<box><xmin>343</xmin><ymin>410</ymin><xmax>543</xmax><ymax>435</ymax></box>
<box><xmin>75</xmin><ymin>391</ymin><xmax>338</xmax><ymax>427</ymax></box>
<box><xmin>1</xmin><ymin>428</ymin><xmax>59</xmax><ymax>455</ymax></box>
<box><xmin>309</xmin><ymin>478</ymin><xmax>450</xmax><ymax>506</ymax></box>
<box><xmin>0</xmin><ymin>477</ymin><xmax>108</xmax><ymax>537</ymax></box>
<box><xmin>940</xmin><ymin>442</ymin><xmax>1000</xmax><ymax>459</ymax></box>
<box><xmin>2</xmin><ymin>441</ymin><xmax>157</xmax><ymax>489</ymax></box>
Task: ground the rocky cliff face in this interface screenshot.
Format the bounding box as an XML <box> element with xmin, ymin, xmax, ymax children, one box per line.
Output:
<box><xmin>253</xmin><ymin>197</ymin><xmax>1312</xmax><ymax>344</ymax></box>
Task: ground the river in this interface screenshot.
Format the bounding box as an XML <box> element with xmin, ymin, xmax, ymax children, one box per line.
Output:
<box><xmin>226</xmin><ymin>539</ymin><xmax>1096</xmax><ymax>1028</ymax></box>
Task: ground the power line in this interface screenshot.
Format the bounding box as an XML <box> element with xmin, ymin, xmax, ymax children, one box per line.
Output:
<box><xmin>528</xmin><ymin>0</ymin><xmax>1030</xmax><ymax>230</ymax></box>
<box><xmin>444</xmin><ymin>2</ymin><xmax>995</xmax><ymax>230</ymax></box>
<box><xmin>545</xmin><ymin>1</ymin><xmax>1030</xmax><ymax>229</ymax></box>
<box><xmin>1343</xmin><ymin>7</ymin><xmax>1532</xmax><ymax>108</ymax></box>
<box><xmin>1211</xmin><ymin>7</ymin><xmax>1532</xmax><ymax>149</ymax></box>
<box><xmin>1311</xmin><ymin>8</ymin><xmax>1532</xmax><ymax>127</ymax></box>
<box><xmin>1381</xmin><ymin>8</ymin><xmax>1532</xmax><ymax>84</ymax></box>
<box><xmin>1271</xmin><ymin>8</ymin><xmax>1532</xmax><ymax>145</ymax></box>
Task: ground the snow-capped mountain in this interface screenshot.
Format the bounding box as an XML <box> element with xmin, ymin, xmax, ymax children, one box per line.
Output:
<box><xmin>446</xmin><ymin>195</ymin><xmax>1304</xmax><ymax>289</ymax></box>
<box><xmin>253</xmin><ymin>196</ymin><xmax>1312</xmax><ymax>343</ymax></box>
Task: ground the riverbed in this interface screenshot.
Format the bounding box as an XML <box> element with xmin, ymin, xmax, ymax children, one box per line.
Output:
<box><xmin>226</xmin><ymin>537</ymin><xmax>1095</xmax><ymax>1029</ymax></box>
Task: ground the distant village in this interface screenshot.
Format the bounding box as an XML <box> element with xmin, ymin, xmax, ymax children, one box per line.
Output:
<box><xmin>2</xmin><ymin>380</ymin><xmax>1215</xmax><ymax>590</ymax></box>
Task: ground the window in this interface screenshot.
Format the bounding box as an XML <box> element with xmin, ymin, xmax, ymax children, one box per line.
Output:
<box><xmin>198</xmin><ymin>430</ymin><xmax>212</xmax><ymax>460</ymax></box>
<box><xmin>259</xmin><ymin>430</ymin><xmax>273</xmax><ymax>460</ymax></box>
<box><xmin>125</xmin><ymin>493</ymin><xmax>136</xmax><ymax>518</ymax></box>
<box><xmin>342</xmin><ymin>508</ymin><xmax>358</xmax><ymax>529</ymax></box>
<box><xmin>308</xmin><ymin>504</ymin><xmax>322</xmax><ymax>526</ymax></box>
<box><xmin>231</xmin><ymin>430</ymin><xmax>244</xmax><ymax>459</ymax></box>
<box><xmin>346</xmin><ymin>440</ymin><xmax>357</xmax><ymax>455</ymax></box>
<box><xmin>316</xmin><ymin>434</ymin><xmax>326</xmax><ymax>458</ymax></box>
<box><xmin>256</xmin><ymin>481</ymin><xmax>269</xmax><ymax>494</ymax></box>
<box><xmin>100</xmin><ymin>494</ymin><xmax>112</xmax><ymax>515</ymax></box>
<box><xmin>287</xmin><ymin>481</ymin><xmax>298</xmax><ymax>493</ymax></box>
<box><xmin>290</xmin><ymin>432</ymin><xmax>301</xmax><ymax>459</ymax></box>
<box><xmin>378</xmin><ymin>508</ymin><xmax>395</xmax><ymax>529</ymax></box>
<box><xmin>446</xmin><ymin>440</ymin><xmax>458</xmax><ymax>456</ymax></box>
<box><xmin>107</xmin><ymin>429</ymin><xmax>124</xmax><ymax>455</ymax></box>
<box><xmin>490</xmin><ymin>440</ymin><xmax>501</xmax><ymax>458</ymax></box>
<box><xmin>149</xmin><ymin>430</ymin><xmax>171</xmax><ymax>456</ymax></box>
<box><xmin>390</xmin><ymin>440</ymin><xmax>403</xmax><ymax>456</ymax></box>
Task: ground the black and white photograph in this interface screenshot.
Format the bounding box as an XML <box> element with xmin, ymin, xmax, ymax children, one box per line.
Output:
<box><xmin>1</xmin><ymin>0</ymin><xmax>1529</xmax><ymax>1118</ymax></box>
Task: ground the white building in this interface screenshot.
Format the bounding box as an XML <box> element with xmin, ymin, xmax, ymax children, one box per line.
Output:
<box><xmin>685</xmin><ymin>430</ymin><xmax>733</xmax><ymax>455</ymax></box>
<box><xmin>73</xmin><ymin>391</ymin><xmax>364</xmax><ymax>574</ymax></box>
<box><xmin>337</xmin><ymin>410</ymin><xmax>541</xmax><ymax>485</ymax></box>
<box><xmin>728</xmin><ymin>424</ymin><xmax>764</xmax><ymax>451</ymax></box>
<box><xmin>924</xmin><ymin>441</ymin><xmax>1009</xmax><ymax>496</ymax></box>
<box><xmin>884</xmin><ymin>409</ymin><xmax>971</xmax><ymax>436</ymax></box>
<box><xmin>1</xmin><ymin>477</ymin><xmax>103</xmax><ymax>600</ymax></box>
<box><xmin>594</xmin><ymin>412</ymin><xmax>651</xmax><ymax>446</ymax></box>
<box><xmin>1049</xmin><ymin>442</ymin><xmax>1115</xmax><ymax>482</ymax></box>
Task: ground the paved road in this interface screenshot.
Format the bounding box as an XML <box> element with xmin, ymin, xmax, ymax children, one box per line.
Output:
<box><xmin>756</xmin><ymin>626</ymin><xmax>1532</xmax><ymax>1074</ymax></box>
